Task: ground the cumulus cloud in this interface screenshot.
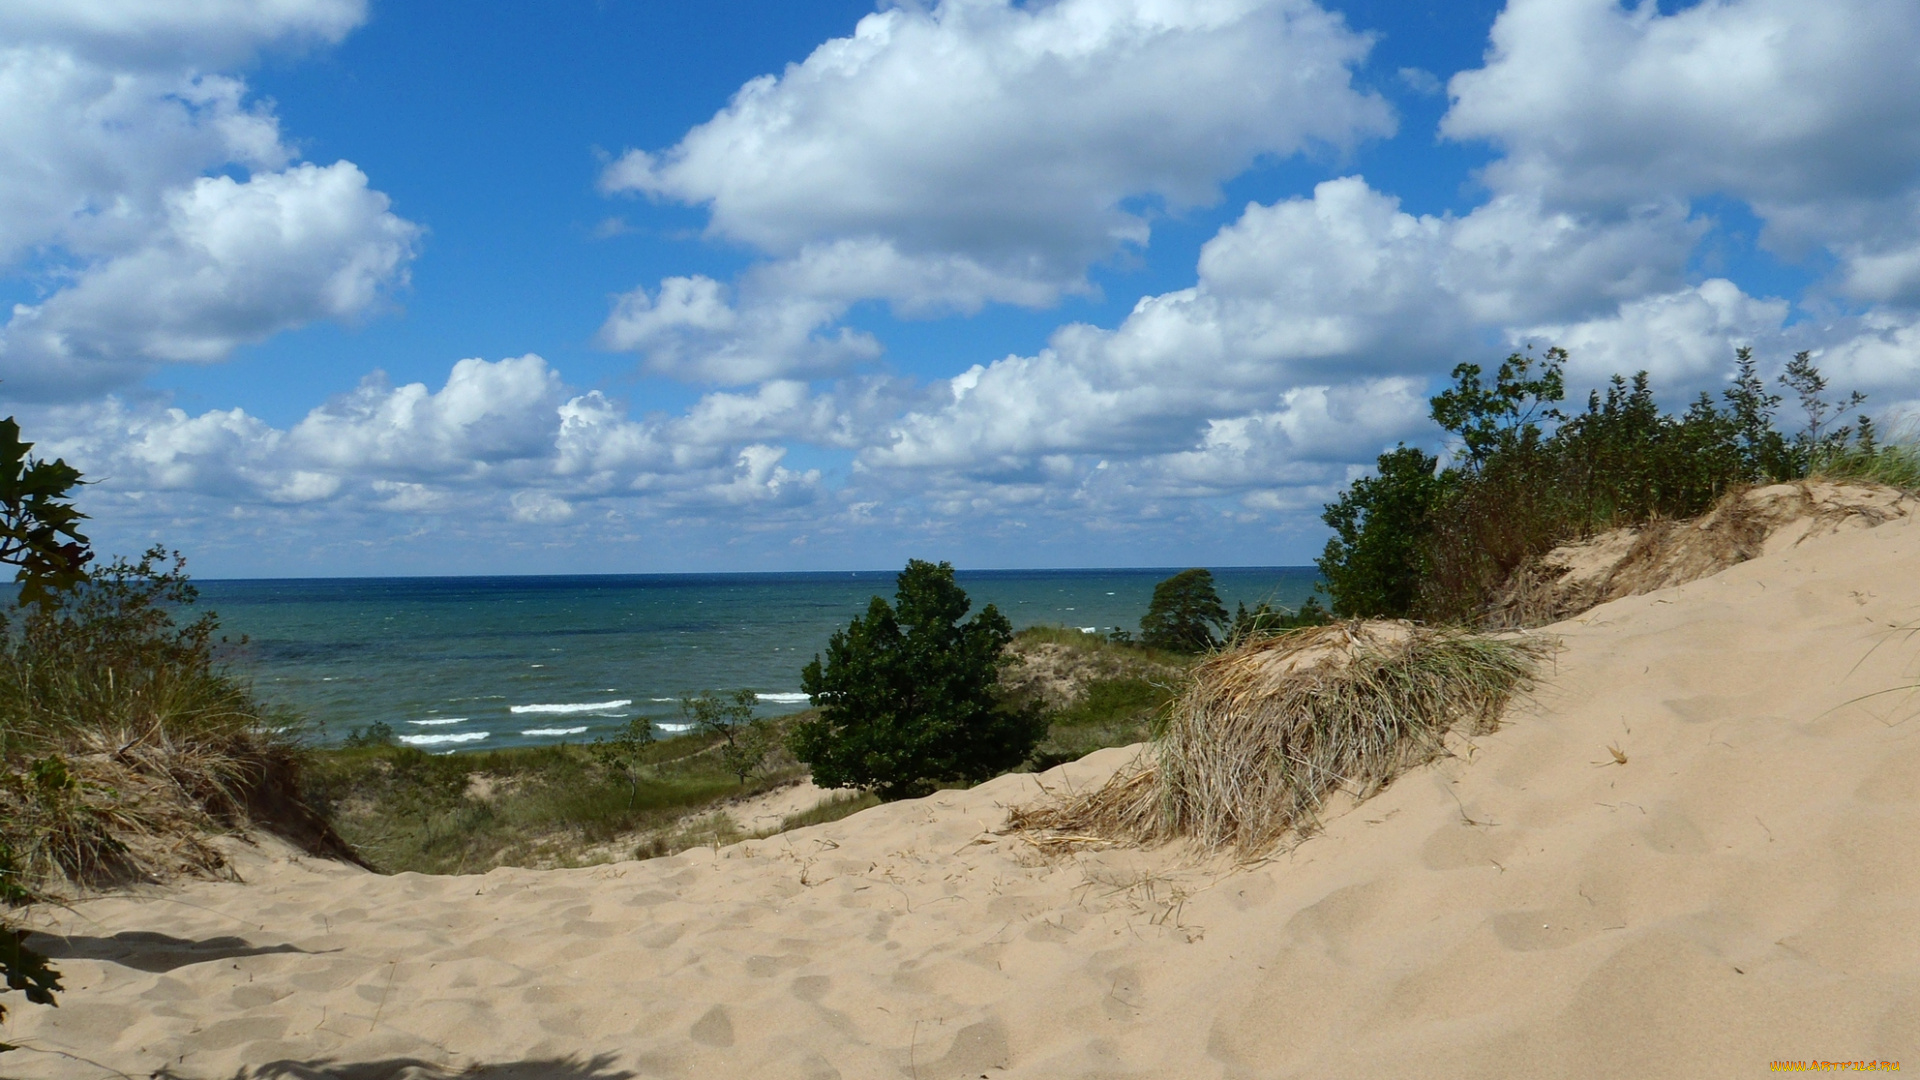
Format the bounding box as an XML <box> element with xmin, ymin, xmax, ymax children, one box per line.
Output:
<box><xmin>1445</xmin><ymin>0</ymin><xmax>1920</xmax><ymax>303</ymax></box>
<box><xmin>0</xmin><ymin>0</ymin><xmax>418</xmax><ymax>400</ymax></box>
<box><xmin>599</xmin><ymin>0</ymin><xmax>1393</xmax><ymax>381</ymax></box>
<box><xmin>30</xmin><ymin>356</ymin><xmax>827</xmax><ymax>521</ymax></box>
<box><xmin>865</xmin><ymin>176</ymin><xmax>1698</xmax><ymax>472</ymax></box>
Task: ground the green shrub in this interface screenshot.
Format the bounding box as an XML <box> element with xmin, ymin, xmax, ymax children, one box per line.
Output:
<box><xmin>791</xmin><ymin>559</ymin><xmax>1043</xmax><ymax>800</ymax></box>
<box><xmin>1319</xmin><ymin>346</ymin><xmax>1878</xmax><ymax>623</ymax></box>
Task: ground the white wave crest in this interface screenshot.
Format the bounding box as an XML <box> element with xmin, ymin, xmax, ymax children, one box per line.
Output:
<box><xmin>655</xmin><ymin>722</ymin><xmax>695</xmax><ymax>733</ymax></box>
<box><xmin>408</xmin><ymin>718</ymin><xmax>467</xmax><ymax>726</ymax></box>
<box><xmin>509</xmin><ymin>699</ymin><xmax>632</xmax><ymax>715</ymax></box>
<box><xmin>399</xmin><ymin>731</ymin><xmax>490</xmax><ymax>746</ymax></box>
<box><xmin>520</xmin><ymin>726</ymin><xmax>588</xmax><ymax>737</ymax></box>
<box><xmin>756</xmin><ymin>692</ymin><xmax>811</xmax><ymax>704</ymax></box>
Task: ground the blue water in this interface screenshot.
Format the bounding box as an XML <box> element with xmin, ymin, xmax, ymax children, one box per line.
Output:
<box><xmin>199</xmin><ymin>567</ymin><xmax>1320</xmax><ymax>750</ymax></box>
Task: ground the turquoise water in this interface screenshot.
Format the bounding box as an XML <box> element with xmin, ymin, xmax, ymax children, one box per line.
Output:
<box><xmin>198</xmin><ymin>567</ymin><xmax>1320</xmax><ymax>750</ymax></box>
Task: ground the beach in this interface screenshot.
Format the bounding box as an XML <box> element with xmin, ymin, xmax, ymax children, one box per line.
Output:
<box><xmin>7</xmin><ymin>503</ymin><xmax>1919</xmax><ymax>1078</ymax></box>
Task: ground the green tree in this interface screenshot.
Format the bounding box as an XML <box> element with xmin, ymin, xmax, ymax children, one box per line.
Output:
<box><xmin>1139</xmin><ymin>568</ymin><xmax>1229</xmax><ymax>652</ymax></box>
<box><xmin>0</xmin><ymin>417</ymin><xmax>90</xmax><ymax>610</ymax></box>
<box><xmin>589</xmin><ymin>716</ymin><xmax>656</xmax><ymax>806</ymax></box>
<box><xmin>1428</xmin><ymin>347</ymin><xmax>1567</xmax><ymax>470</ymax></box>
<box><xmin>685</xmin><ymin>690</ymin><xmax>778</xmax><ymax>785</ymax></box>
<box><xmin>790</xmin><ymin>560</ymin><xmax>1041</xmax><ymax>800</ymax></box>
<box><xmin>0</xmin><ymin>416</ymin><xmax>85</xmax><ymax>1047</ymax></box>
<box><xmin>1318</xmin><ymin>445</ymin><xmax>1450</xmax><ymax>617</ymax></box>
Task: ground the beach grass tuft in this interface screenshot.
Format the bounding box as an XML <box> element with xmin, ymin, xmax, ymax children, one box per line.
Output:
<box><xmin>0</xmin><ymin>550</ymin><xmax>352</xmax><ymax>897</ymax></box>
<box><xmin>1011</xmin><ymin>621</ymin><xmax>1548</xmax><ymax>854</ymax></box>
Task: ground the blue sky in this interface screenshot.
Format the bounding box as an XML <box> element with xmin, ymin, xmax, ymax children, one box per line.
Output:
<box><xmin>3</xmin><ymin>0</ymin><xmax>1918</xmax><ymax>576</ymax></box>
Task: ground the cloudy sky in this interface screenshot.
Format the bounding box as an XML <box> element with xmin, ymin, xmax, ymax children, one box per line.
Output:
<box><xmin>4</xmin><ymin>0</ymin><xmax>1918</xmax><ymax>577</ymax></box>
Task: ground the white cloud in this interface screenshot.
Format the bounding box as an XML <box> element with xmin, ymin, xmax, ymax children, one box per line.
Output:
<box><xmin>29</xmin><ymin>356</ymin><xmax>829</xmax><ymax>523</ymax></box>
<box><xmin>0</xmin><ymin>2</ymin><xmax>417</xmax><ymax>400</ymax></box>
<box><xmin>599</xmin><ymin>0</ymin><xmax>1393</xmax><ymax>381</ymax></box>
<box><xmin>2</xmin><ymin>164</ymin><xmax>418</xmax><ymax>397</ymax></box>
<box><xmin>1445</xmin><ymin>0</ymin><xmax>1920</xmax><ymax>303</ymax></box>
<box><xmin>865</xmin><ymin>176</ymin><xmax>1698</xmax><ymax>471</ymax></box>
<box><xmin>1513</xmin><ymin>278</ymin><xmax>1792</xmax><ymax>397</ymax></box>
<box><xmin>0</xmin><ymin>0</ymin><xmax>366</xmax><ymax>65</ymax></box>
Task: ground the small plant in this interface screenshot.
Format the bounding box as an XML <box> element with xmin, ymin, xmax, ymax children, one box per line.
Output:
<box><xmin>589</xmin><ymin>716</ymin><xmax>656</xmax><ymax>805</ymax></box>
<box><xmin>790</xmin><ymin>559</ymin><xmax>1043</xmax><ymax>800</ymax></box>
<box><xmin>1139</xmin><ymin>568</ymin><xmax>1230</xmax><ymax>652</ymax></box>
<box><xmin>1229</xmin><ymin>596</ymin><xmax>1331</xmax><ymax>641</ymax></box>
<box><xmin>684</xmin><ymin>690</ymin><xmax>777</xmax><ymax>785</ymax></box>
<box><xmin>343</xmin><ymin>720</ymin><xmax>397</xmax><ymax>748</ymax></box>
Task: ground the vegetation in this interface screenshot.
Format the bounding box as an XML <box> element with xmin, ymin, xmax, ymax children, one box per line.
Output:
<box><xmin>0</xmin><ymin>417</ymin><xmax>91</xmax><ymax>1043</ymax></box>
<box><xmin>998</xmin><ymin>625</ymin><xmax>1192</xmax><ymax>771</ymax></box>
<box><xmin>0</xmin><ymin>418</ymin><xmax>91</xmax><ymax>610</ymax></box>
<box><xmin>302</xmin><ymin>723</ymin><xmax>810</xmax><ymax>874</ymax></box>
<box><xmin>1317</xmin><ymin>346</ymin><xmax>1883</xmax><ymax>623</ymax></box>
<box><xmin>1228</xmin><ymin>595</ymin><xmax>1331</xmax><ymax>640</ymax></box>
<box><xmin>791</xmin><ymin>560</ymin><xmax>1044</xmax><ymax>800</ymax></box>
<box><xmin>1138</xmin><ymin>568</ymin><xmax>1230</xmax><ymax>652</ymax></box>
<box><xmin>1011</xmin><ymin>623</ymin><xmax>1548</xmax><ymax>854</ymax></box>
<box><xmin>684</xmin><ymin>689</ymin><xmax>779</xmax><ymax>784</ymax></box>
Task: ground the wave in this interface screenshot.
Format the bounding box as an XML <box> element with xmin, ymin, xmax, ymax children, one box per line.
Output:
<box><xmin>509</xmin><ymin>699</ymin><xmax>632</xmax><ymax>715</ymax></box>
<box><xmin>649</xmin><ymin>697</ymin><xmax>677</xmax><ymax>703</ymax></box>
<box><xmin>408</xmin><ymin>717</ymin><xmax>467</xmax><ymax>726</ymax></box>
<box><xmin>655</xmin><ymin>722</ymin><xmax>695</xmax><ymax>733</ymax></box>
<box><xmin>520</xmin><ymin>726</ymin><xmax>588</xmax><ymax>737</ymax></box>
<box><xmin>756</xmin><ymin>692</ymin><xmax>811</xmax><ymax>704</ymax></box>
<box><xmin>399</xmin><ymin>731</ymin><xmax>490</xmax><ymax>746</ymax></box>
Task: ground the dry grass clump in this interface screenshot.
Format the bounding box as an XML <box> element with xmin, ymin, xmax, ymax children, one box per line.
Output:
<box><xmin>1486</xmin><ymin>480</ymin><xmax>1914</xmax><ymax>628</ymax></box>
<box><xmin>1011</xmin><ymin>621</ymin><xmax>1548</xmax><ymax>855</ymax></box>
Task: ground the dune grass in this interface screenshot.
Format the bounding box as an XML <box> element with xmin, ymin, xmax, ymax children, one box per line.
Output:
<box><xmin>1012</xmin><ymin>622</ymin><xmax>1548</xmax><ymax>854</ymax></box>
<box><xmin>1819</xmin><ymin>437</ymin><xmax>1920</xmax><ymax>491</ymax></box>
<box><xmin>303</xmin><ymin>729</ymin><xmax>810</xmax><ymax>873</ymax></box>
<box><xmin>0</xmin><ymin>550</ymin><xmax>344</xmax><ymax>897</ymax></box>
<box><xmin>1000</xmin><ymin>626</ymin><xmax>1191</xmax><ymax>772</ymax></box>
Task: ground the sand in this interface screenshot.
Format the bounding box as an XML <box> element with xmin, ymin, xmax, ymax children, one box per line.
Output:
<box><xmin>8</xmin><ymin>508</ymin><xmax>1920</xmax><ymax>1077</ymax></box>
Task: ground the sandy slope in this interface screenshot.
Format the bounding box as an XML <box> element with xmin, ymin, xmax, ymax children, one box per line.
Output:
<box><xmin>8</xmin><ymin>511</ymin><xmax>1920</xmax><ymax>1078</ymax></box>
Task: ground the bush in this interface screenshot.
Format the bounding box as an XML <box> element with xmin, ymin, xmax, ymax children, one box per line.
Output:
<box><xmin>1318</xmin><ymin>346</ymin><xmax>1876</xmax><ymax>623</ymax></box>
<box><xmin>1318</xmin><ymin>447</ymin><xmax>1450</xmax><ymax>618</ymax></box>
<box><xmin>790</xmin><ymin>559</ymin><xmax>1043</xmax><ymax>800</ymax></box>
<box><xmin>684</xmin><ymin>689</ymin><xmax>778</xmax><ymax>784</ymax></box>
<box><xmin>1139</xmin><ymin>568</ymin><xmax>1229</xmax><ymax>652</ymax></box>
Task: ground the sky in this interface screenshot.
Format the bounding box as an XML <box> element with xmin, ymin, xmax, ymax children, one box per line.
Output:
<box><xmin>3</xmin><ymin>0</ymin><xmax>1918</xmax><ymax>577</ymax></box>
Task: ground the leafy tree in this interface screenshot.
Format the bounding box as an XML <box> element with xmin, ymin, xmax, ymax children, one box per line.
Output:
<box><xmin>684</xmin><ymin>690</ymin><xmax>778</xmax><ymax>785</ymax></box>
<box><xmin>790</xmin><ymin>560</ymin><xmax>1041</xmax><ymax>800</ymax></box>
<box><xmin>1428</xmin><ymin>347</ymin><xmax>1567</xmax><ymax>470</ymax></box>
<box><xmin>1724</xmin><ymin>346</ymin><xmax>1793</xmax><ymax>481</ymax></box>
<box><xmin>1318</xmin><ymin>446</ymin><xmax>1450</xmax><ymax>617</ymax></box>
<box><xmin>1139</xmin><ymin>568</ymin><xmax>1229</xmax><ymax>652</ymax></box>
<box><xmin>589</xmin><ymin>716</ymin><xmax>656</xmax><ymax>806</ymax></box>
<box><xmin>1780</xmin><ymin>350</ymin><xmax>1868</xmax><ymax>475</ymax></box>
<box><xmin>0</xmin><ymin>416</ymin><xmax>85</xmax><ymax>1046</ymax></box>
<box><xmin>0</xmin><ymin>418</ymin><xmax>90</xmax><ymax>610</ymax></box>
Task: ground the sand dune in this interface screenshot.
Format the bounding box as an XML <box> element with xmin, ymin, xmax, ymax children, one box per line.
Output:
<box><xmin>8</xmin><ymin>508</ymin><xmax>1920</xmax><ymax>1078</ymax></box>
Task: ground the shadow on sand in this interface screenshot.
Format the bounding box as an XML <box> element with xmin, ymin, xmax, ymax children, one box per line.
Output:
<box><xmin>153</xmin><ymin>1053</ymin><xmax>637</xmax><ymax>1080</ymax></box>
<box><xmin>28</xmin><ymin>930</ymin><xmax>331</xmax><ymax>974</ymax></box>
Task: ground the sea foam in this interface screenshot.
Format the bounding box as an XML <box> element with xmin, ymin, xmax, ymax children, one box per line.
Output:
<box><xmin>399</xmin><ymin>731</ymin><xmax>489</xmax><ymax>746</ymax></box>
<box><xmin>409</xmin><ymin>717</ymin><xmax>467</xmax><ymax>726</ymax></box>
<box><xmin>520</xmin><ymin>726</ymin><xmax>588</xmax><ymax>737</ymax></box>
<box><xmin>756</xmin><ymin>692</ymin><xmax>811</xmax><ymax>704</ymax></box>
<box><xmin>509</xmin><ymin>699</ymin><xmax>632</xmax><ymax>715</ymax></box>
<box><xmin>655</xmin><ymin>722</ymin><xmax>695</xmax><ymax>733</ymax></box>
